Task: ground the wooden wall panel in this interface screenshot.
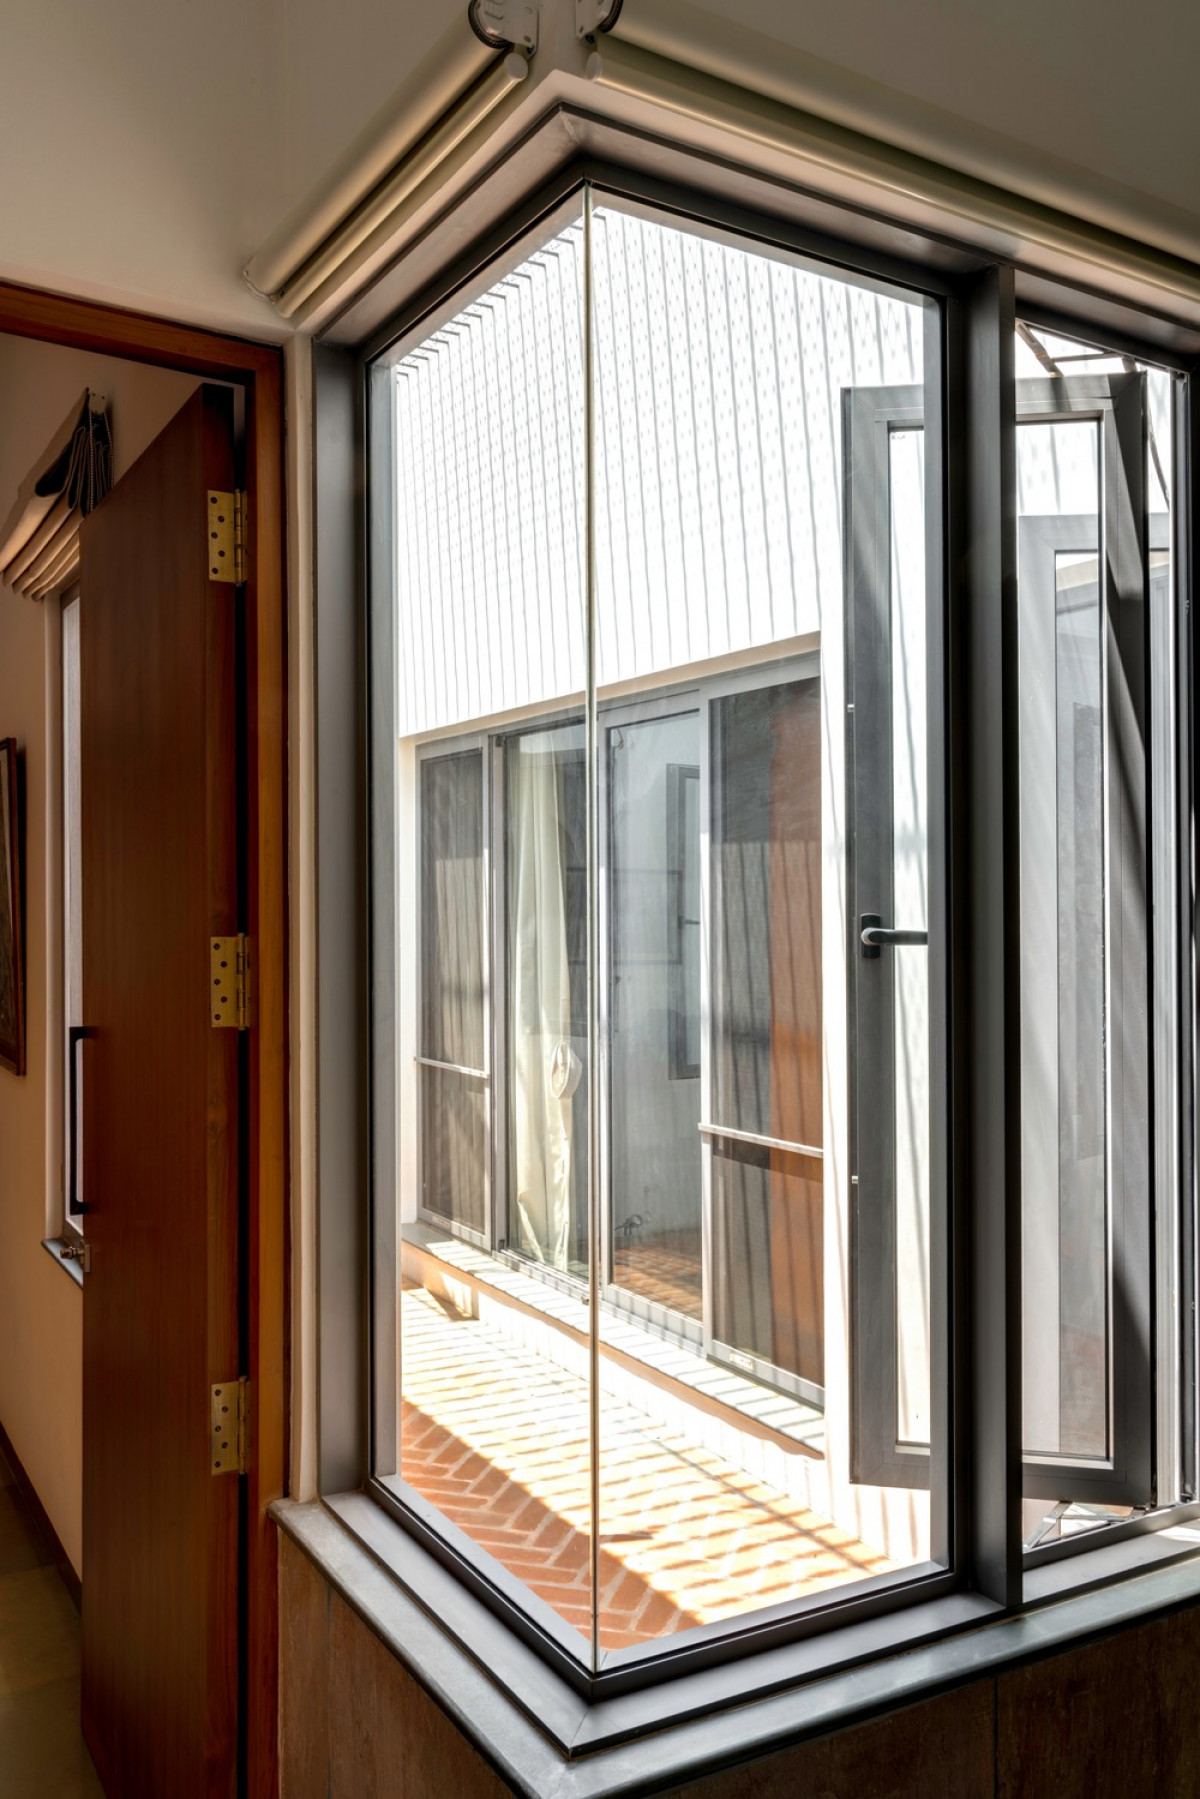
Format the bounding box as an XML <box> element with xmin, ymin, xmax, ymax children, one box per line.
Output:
<box><xmin>279</xmin><ymin>1536</ymin><xmax>513</xmax><ymax>1799</ymax></box>
<box><xmin>278</xmin><ymin>1538</ymin><xmax>331</xmax><ymax>1799</ymax></box>
<box><xmin>668</xmin><ymin>1681</ymin><xmax>995</xmax><ymax>1799</ymax></box>
<box><xmin>996</xmin><ymin>1602</ymin><xmax>1200</xmax><ymax>1798</ymax></box>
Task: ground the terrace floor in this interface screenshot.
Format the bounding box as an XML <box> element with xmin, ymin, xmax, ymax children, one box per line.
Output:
<box><xmin>399</xmin><ymin>1276</ymin><xmax>892</xmax><ymax>1654</ymax></box>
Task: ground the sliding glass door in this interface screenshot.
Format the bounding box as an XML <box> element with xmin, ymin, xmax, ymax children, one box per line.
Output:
<box><xmin>702</xmin><ymin>674</ymin><xmax>825</xmax><ymax>1402</ymax></box>
<box><xmin>602</xmin><ymin>700</ymin><xmax>704</xmax><ymax>1330</ymax></box>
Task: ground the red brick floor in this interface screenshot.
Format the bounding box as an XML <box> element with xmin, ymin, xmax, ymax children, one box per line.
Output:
<box><xmin>400</xmin><ymin>1282</ymin><xmax>891</xmax><ymax>1654</ymax></box>
<box><xmin>612</xmin><ymin>1236</ymin><xmax>703</xmax><ymax>1318</ymax></box>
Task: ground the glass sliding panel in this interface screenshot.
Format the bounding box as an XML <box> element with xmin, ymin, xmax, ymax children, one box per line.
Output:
<box><xmin>504</xmin><ymin>720</ymin><xmax>589</xmax><ymax>1275</ymax></box>
<box><xmin>385</xmin><ymin>209</ymin><xmax>597</xmax><ymax>1654</ymax></box>
<box><xmin>1014</xmin><ymin>335</ymin><xmax>1157</xmax><ymax>1528</ymax></box>
<box><xmin>606</xmin><ymin>708</ymin><xmax>703</xmax><ymax>1322</ymax></box>
<box><xmin>418</xmin><ymin>750</ymin><xmax>487</xmax><ymax>1235</ymax></box>
<box><xmin>710</xmin><ymin>678</ymin><xmax>823</xmax><ymax>1395</ymax></box>
<box><xmin>589</xmin><ymin>202</ymin><xmax>941</xmax><ymax>1655</ymax></box>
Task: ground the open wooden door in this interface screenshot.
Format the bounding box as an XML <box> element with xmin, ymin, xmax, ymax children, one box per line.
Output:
<box><xmin>78</xmin><ymin>385</ymin><xmax>243</xmax><ymax>1796</ymax></box>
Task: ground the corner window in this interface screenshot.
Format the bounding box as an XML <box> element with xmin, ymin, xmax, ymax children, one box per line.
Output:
<box><xmin>371</xmin><ymin>192</ymin><xmax>952</xmax><ymax>1668</ymax></box>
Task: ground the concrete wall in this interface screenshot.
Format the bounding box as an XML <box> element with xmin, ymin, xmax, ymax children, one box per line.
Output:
<box><xmin>0</xmin><ymin>335</ymin><xmax>199</xmax><ymax>1573</ymax></box>
<box><xmin>278</xmin><ymin>1531</ymin><xmax>1200</xmax><ymax>1798</ymax></box>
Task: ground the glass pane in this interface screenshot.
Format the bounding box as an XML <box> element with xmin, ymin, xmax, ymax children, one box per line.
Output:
<box><xmin>1017</xmin><ymin>419</ymin><xmax>1109</xmax><ymax>1466</ymax></box>
<box><xmin>607</xmin><ymin>709</ymin><xmax>703</xmax><ymax>1321</ymax></box>
<box><xmin>589</xmin><ymin>205</ymin><xmax>938</xmax><ymax>1653</ymax></box>
<box><xmin>889</xmin><ymin>428</ymin><xmax>930</xmax><ymax>1449</ymax></box>
<box><xmin>389</xmin><ymin>212</ymin><xmax>596</xmax><ymax>1653</ymax></box>
<box><xmin>710</xmin><ymin>679</ymin><xmax>823</xmax><ymax>1392</ymax></box>
<box><xmin>418</xmin><ymin>751</ymin><xmax>486</xmax><ymax>1233</ymax></box>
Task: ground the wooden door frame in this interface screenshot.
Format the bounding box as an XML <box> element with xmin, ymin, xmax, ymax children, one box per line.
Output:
<box><xmin>0</xmin><ymin>278</ymin><xmax>287</xmax><ymax>1799</ymax></box>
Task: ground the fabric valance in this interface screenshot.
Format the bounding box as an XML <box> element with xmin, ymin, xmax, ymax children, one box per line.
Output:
<box><xmin>0</xmin><ymin>391</ymin><xmax>113</xmax><ymax>599</ymax></box>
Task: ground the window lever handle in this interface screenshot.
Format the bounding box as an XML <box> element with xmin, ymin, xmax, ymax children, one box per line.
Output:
<box><xmin>860</xmin><ymin>913</ymin><xmax>928</xmax><ymax>958</ymax></box>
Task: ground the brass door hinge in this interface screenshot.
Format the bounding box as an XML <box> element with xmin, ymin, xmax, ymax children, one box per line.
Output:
<box><xmin>210</xmin><ymin>935</ymin><xmax>251</xmax><ymax>1030</ymax></box>
<box><xmin>210</xmin><ymin>1377</ymin><xmax>247</xmax><ymax>1475</ymax></box>
<box><xmin>207</xmin><ymin>490</ymin><xmax>248</xmax><ymax>584</ymax></box>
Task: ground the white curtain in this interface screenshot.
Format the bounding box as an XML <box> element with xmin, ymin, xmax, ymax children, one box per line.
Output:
<box><xmin>509</xmin><ymin>736</ymin><xmax>575</xmax><ymax>1268</ymax></box>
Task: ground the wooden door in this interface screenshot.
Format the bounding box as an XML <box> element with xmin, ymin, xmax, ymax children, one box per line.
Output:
<box><xmin>79</xmin><ymin>386</ymin><xmax>242</xmax><ymax>1796</ymax></box>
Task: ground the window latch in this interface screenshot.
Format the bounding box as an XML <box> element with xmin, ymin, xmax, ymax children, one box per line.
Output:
<box><xmin>860</xmin><ymin>913</ymin><xmax>929</xmax><ymax>958</ymax></box>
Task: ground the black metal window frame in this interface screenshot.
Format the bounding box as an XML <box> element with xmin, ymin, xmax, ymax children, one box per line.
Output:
<box><xmin>311</xmin><ymin>141</ymin><xmax>1200</xmax><ymax>1738</ymax></box>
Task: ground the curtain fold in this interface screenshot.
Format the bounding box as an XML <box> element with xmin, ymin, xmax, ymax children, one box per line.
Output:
<box><xmin>0</xmin><ymin>392</ymin><xmax>113</xmax><ymax>598</ymax></box>
<box><xmin>509</xmin><ymin>736</ymin><xmax>576</xmax><ymax>1269</ymax></box>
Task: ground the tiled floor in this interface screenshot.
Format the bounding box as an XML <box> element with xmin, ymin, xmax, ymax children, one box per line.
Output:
<box><xmin>0</xmin><ymin>1444</ymin><xmax>103</xmax><ymax>1797</ymax></box>
<box><xmin>400</xmin><ymin>1281</ymin><xmax>891</xmax><ymax>1653</ymax></box>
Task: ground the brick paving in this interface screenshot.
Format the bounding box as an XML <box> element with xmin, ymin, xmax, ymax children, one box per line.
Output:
<box><xmin>612</xmin><ymin>1237</ymin><xmax>703</xmax><ymax>1318</ymax></box>
<box><xmin>400</xmin><ymin>1282</ymin><xmax>890</xmax><ymax>1653</ymax></box>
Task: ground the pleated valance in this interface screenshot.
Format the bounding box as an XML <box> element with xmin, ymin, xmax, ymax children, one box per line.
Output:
<box><xmin>0</xmin><ymin>391</ymin><xmax>113</xmax><ymax>599</ymax></box>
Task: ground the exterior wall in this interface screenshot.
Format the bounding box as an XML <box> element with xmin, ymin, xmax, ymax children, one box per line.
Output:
<box><xmin>279</xmin><ymin>1532</ymin><xmax>1200</xmax><ymax>1798</ymax></box>
<box><xmin>0</xmin><ymin>335</ymin><xmax>199</xmax><ymax>1573</ymax></box>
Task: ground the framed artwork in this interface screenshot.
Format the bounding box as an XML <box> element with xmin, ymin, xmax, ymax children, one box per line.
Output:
<box><xmin>0</xmin><ymin>738</ymin><xmax>25</xmax><ymax>1076</ymax></box>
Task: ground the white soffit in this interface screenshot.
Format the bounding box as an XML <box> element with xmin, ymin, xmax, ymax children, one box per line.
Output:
<box><xmin>255</xmin><ymin>0</ymin><xmax>1200</xmax><ymax>343</ymax></box>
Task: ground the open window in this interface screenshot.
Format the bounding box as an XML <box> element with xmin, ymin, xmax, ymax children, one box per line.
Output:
<box><xmin>1016</xmin><ymin>368</ymin><xmax>1158</xmax><ymax>1515</ymax></box>
<box><xmin>846</xmin><ymin>362</ymin><xmax>1167</xmax><ymax>1513</ymax></box>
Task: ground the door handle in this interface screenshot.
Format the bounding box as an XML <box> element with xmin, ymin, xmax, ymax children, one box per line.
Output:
<box><xmin>68</xmin><ymin>1025</ymin><xmax>92</xmax><ymax>1216</ymax></box>
<box><xmin>860</xmin><ymin>913</ymin><xmax>929</xmax><ymax>958</ymax></box>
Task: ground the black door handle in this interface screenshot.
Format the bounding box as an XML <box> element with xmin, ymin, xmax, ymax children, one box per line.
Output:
<box><xmin>68</xmin><ymin>1025</ymin><xmax>92</xmax><ymax>1216</ymax></box>
<box><xmin>860</xmin><ymin>913</ymin><xmax>929</xmax><ymax>958</ymax></box>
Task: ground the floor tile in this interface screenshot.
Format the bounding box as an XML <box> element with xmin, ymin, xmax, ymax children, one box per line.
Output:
<box><xmin>0</xmin><ymin>1485</ymin><xmax>53</xmax><ymax>1577</ymax></box>
<box><xmin>0</xmin><ymin>1674</ymin><xmax>106</xmax><ymax>1798</ymax></box>
<box><xmin>0</xmin><ymin>1564</ymin><xmax>83</xmax><ymax>1698</ymax></box>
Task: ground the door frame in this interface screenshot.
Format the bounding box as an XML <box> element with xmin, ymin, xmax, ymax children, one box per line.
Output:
<box><xmin>0</xmin><ymin>278</ymin><xmax>287</xmax><ymax>1799</ymax></box>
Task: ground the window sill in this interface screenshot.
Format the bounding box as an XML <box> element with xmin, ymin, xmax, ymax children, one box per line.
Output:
<box><xmin>41</xmin><ymin>1236</ymin><xmax>84</xmax><ymax>1288</ymax></box>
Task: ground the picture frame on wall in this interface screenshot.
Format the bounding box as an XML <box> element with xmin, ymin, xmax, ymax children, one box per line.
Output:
<box><xmin>0</xmin><ymin>738</ymin><xmax>25</xmax><ymax>1076</ymax></box>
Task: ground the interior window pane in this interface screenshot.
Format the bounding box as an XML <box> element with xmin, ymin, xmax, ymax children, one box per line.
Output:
<box><xmin>390</xmin><ymin>213</ymin><xmax>595</xmax><ymax>1653</ymax></box>
<box><xmin>382</xmin><ymin>197</ymin><xmax>945</xmax><ymax>1666</ymax></box>
<box><xmin>589</xmin><ymin>206</ymin><xmax>939</xmax><ymax>1652</ymax></box>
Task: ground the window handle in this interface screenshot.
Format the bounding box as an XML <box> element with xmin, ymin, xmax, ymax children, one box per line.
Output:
<box><xmin>860</xmin><ymin>913</ymin><xmax>928</xmax><ymax>958</ymax></box>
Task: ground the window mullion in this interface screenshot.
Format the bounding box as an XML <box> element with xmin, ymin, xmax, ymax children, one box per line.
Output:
<box><xmin>950</xmin><ymin>265</ymin><xmax>1024</xmax><ymax>1607</ymax></box>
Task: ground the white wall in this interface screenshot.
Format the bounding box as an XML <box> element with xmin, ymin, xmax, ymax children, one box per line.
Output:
<box><xmin>0</xmin><ymin>335</ymin><xmax>199</xmax><ymax>1572</ymax></box>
